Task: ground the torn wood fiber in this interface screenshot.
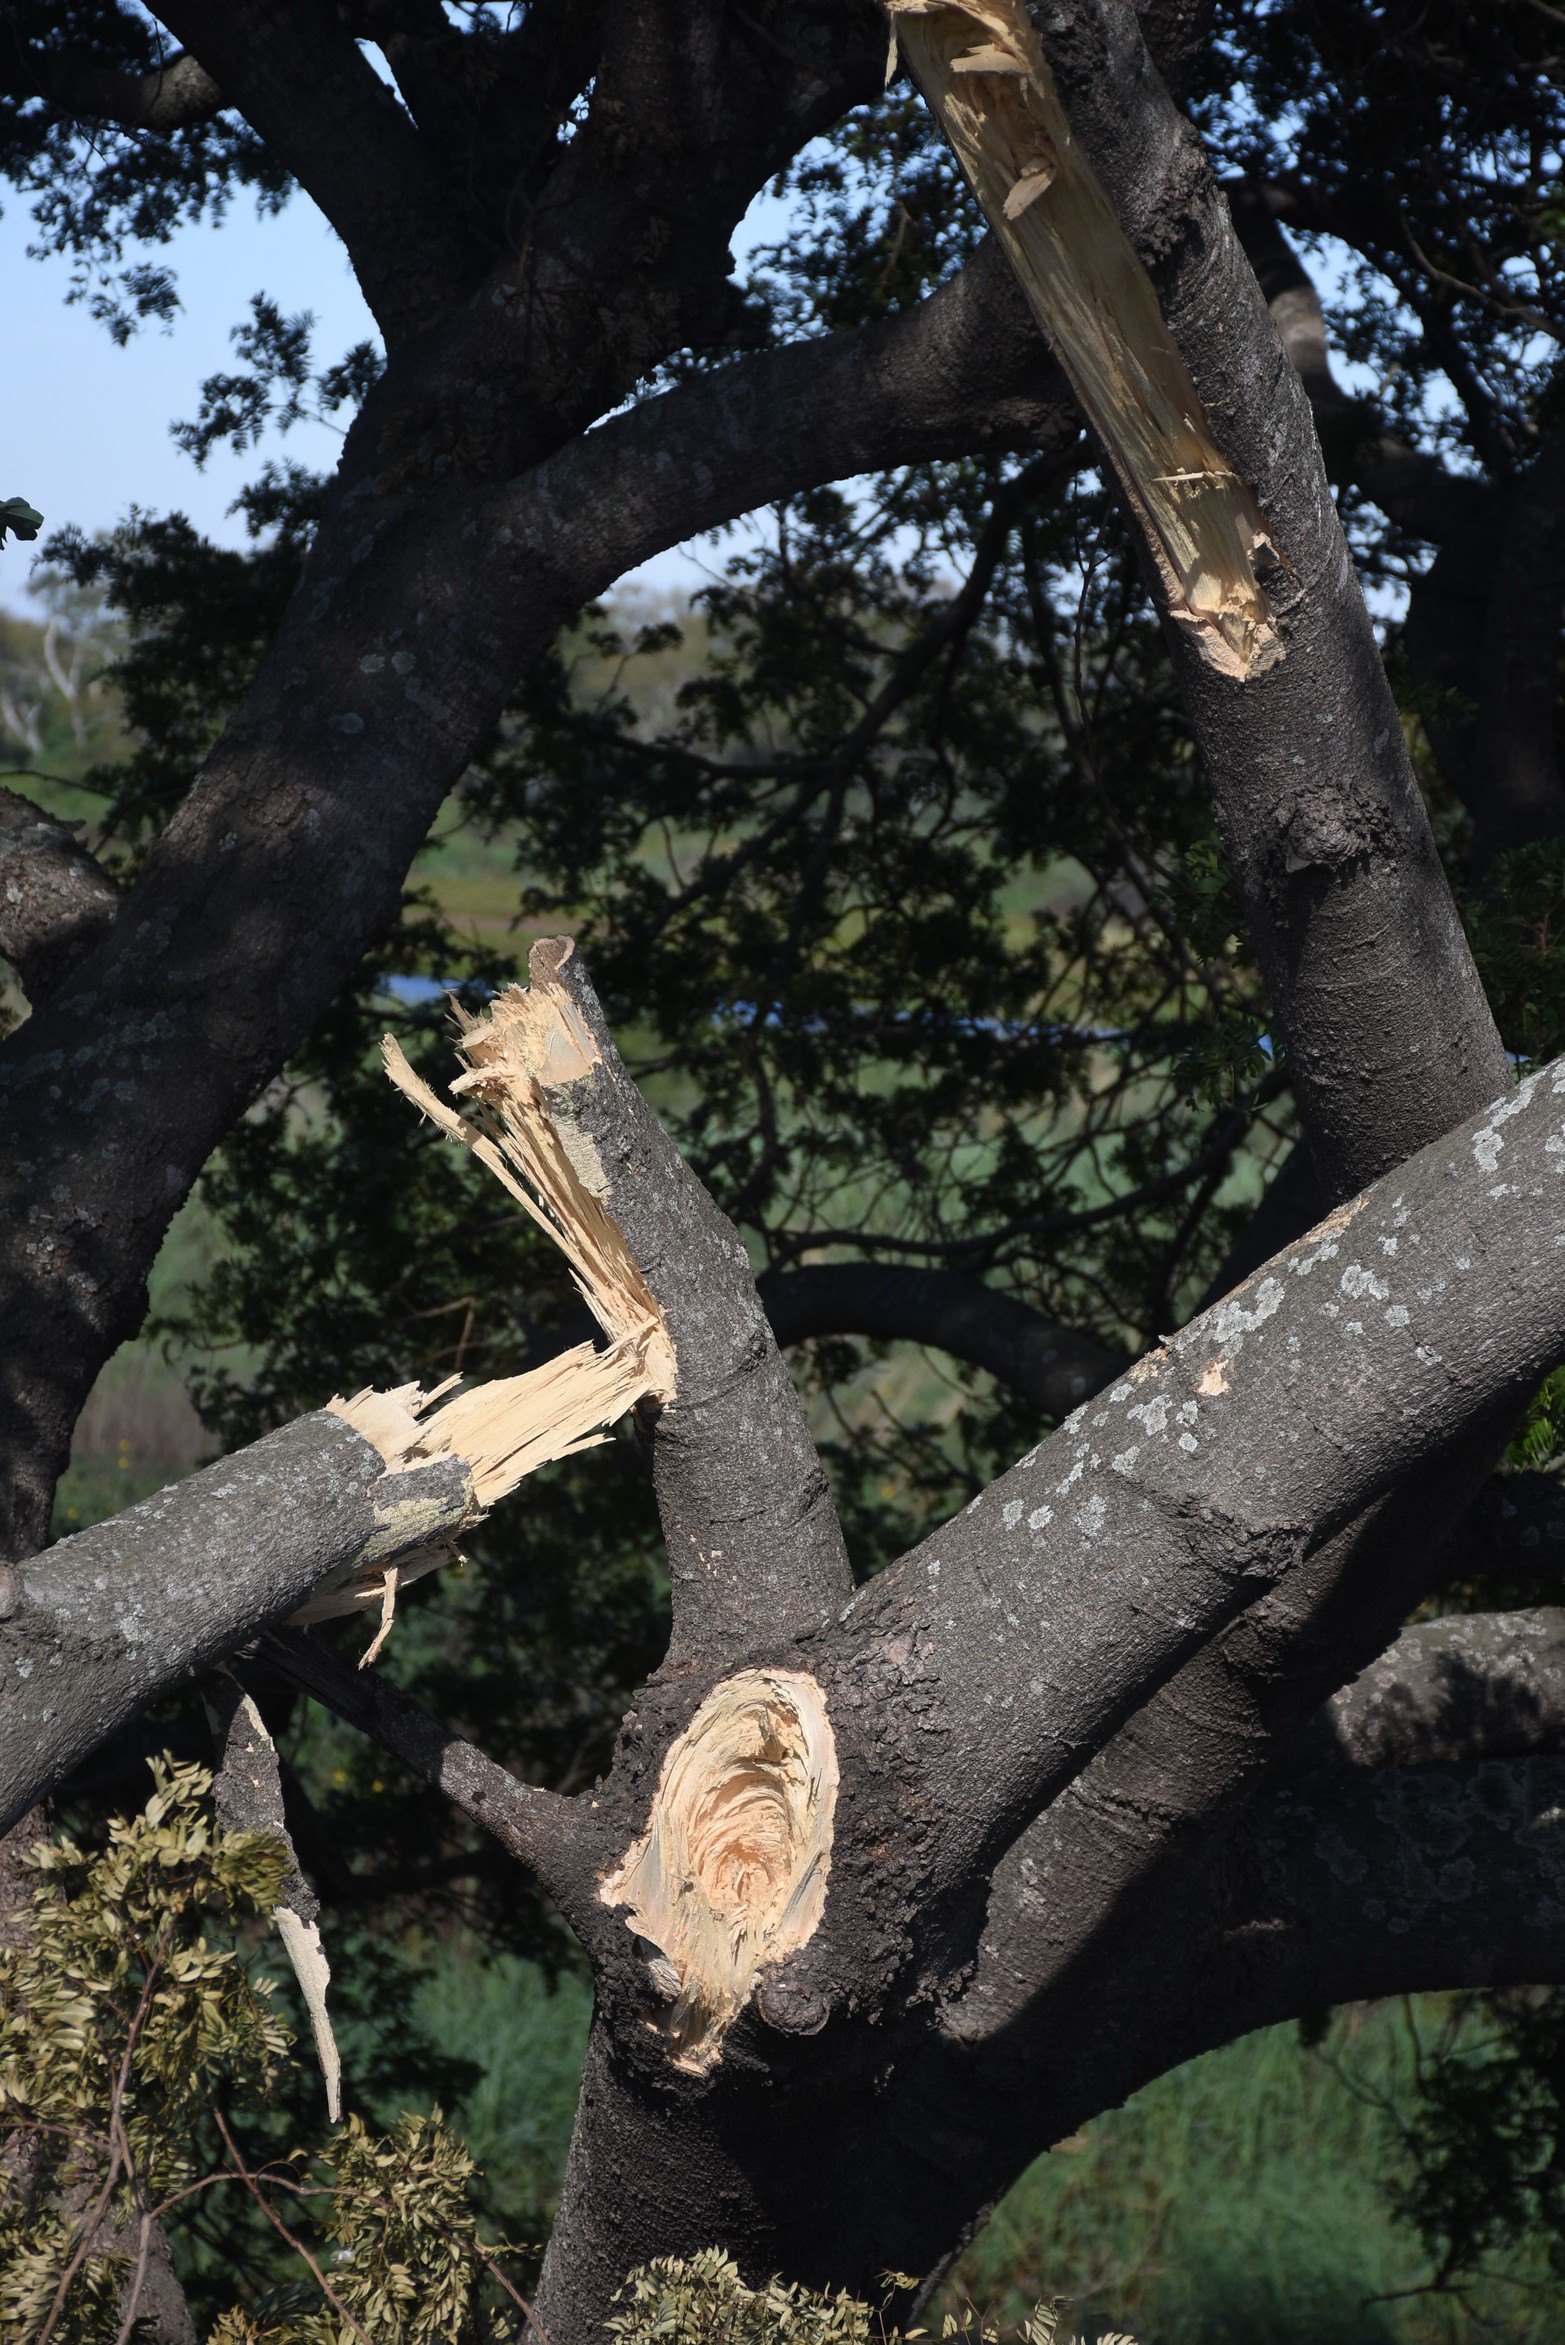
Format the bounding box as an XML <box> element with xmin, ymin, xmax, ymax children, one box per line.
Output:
<box><xmin>888</xmin><ymin>0</ymin><xmax>1281</xmax><ymax>680</ymax></box>
<box><xmin>602</xmin><ymin>1669</ymin><xmax>838</xmax><ymax>2074</ymax></box>
<box><xmin>296</xmin><ymin>959</ymin><xmax>677</xmax><ymax>1636</ymax></box>
<box><xmin>1</xmin><ymin>953</ymin><xmax>682</xmax><ymax>1822</ymax></box>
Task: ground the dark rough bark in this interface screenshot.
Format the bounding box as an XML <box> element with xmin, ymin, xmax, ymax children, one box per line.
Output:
<box><xmin>0</xmin><ymin>44</ymin><xmax>222</xmax><ymax>133</ymax></box>
<box><xmin>1322</xmin><ymin>1607</ymin><xmax>1565</xmax><ymax>1769</ymax></box>
<box><xmin>841</xmin><ymin>1749</ymin><xmax>1565</xmax><ymax>2303</ymax></box>
<box><xmin>947</xmin><ymin>1424</ymin><xmax>1509</xmax><ymax>2037</ymax></box>
<box><xmin>835</xmin><ymin>1061</ymin><xmax>1565</xmax><ymax>1913</ymax></box>
<box><xmin>0</xmin><ymin>1414</ymin><xmax>471</xmax><ymax>1829</ymax></box>
<box><xmin>524</xmin><ymin>944</ymin><xmax>853</xmax><ymax>1658</ymax></box>
<box><xmin>1227</xmin><ymin>1751</ymin><xmax>1565</xmax><ymax>2016</ymax></box>
<box><xmin>1230</xmin><ymin>176</ymin><xmax>1565</xmax><ymax>859</ymax></box>
<box><xmin>5</xmin><ymin>6</ymin><xmax>1565</xmax><ymax>2335</ymax></box>
<box><xmin>205</xmin><ymin>1671</ymin><xmax>320</xmax><ymax>1921</ymax></box>
<box><xmin>155</xmin><ymin>0</ymin><xmax>483</xmax><ymax>344</ymax></box>
<box><xmin>528</xmin><ymin>1046</ymin><xmax>1565</xmax><ymax>2341</ymax></box>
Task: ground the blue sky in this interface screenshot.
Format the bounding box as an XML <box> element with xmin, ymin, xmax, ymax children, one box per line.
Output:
<box><xmin>4</xmin><ymin>176</ymin><xmax>787</xmax><ymax>614</ymax></box>
<box><xmin>4</xmin><ymin>187</ymin><xmax>376</xmax><ymax>587</ymax></box>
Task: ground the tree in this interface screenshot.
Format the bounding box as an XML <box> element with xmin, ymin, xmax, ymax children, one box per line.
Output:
<box><xmin>4</xmin><ymin>0</ymin><xmax>1565</xmax><ymax>2337</ymax></box>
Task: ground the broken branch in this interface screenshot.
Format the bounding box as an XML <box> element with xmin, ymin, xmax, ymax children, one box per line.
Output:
<box><xmin>204</xmin><ymin>1675</ymin><xmax>342</xmax><ymax>2122</ymax></box>
<box><xmin>889</xmin><ymin>0</ymin><xmax>1281</xmax><ymax>678</ymax></box>
<box><xmin>0</xmin><ymin>1414</ymin><xmax>473</xmax><ymax>1834</ymax></box>
<box><xmin>601</xmin><ymin>1669</ymin><xmax>838</xmax><ymax>2072</ymax></box>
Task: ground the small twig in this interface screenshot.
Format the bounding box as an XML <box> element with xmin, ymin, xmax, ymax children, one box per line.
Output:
<box><xmin>36</xmin><ymin>1961</ymin><xmax>162</xmax><ymax>2345</ymax></box>
<box><xmin>211</xmin><ymin>2106</ymin><xmax>376</xmax><ymax>2345</ymax></box>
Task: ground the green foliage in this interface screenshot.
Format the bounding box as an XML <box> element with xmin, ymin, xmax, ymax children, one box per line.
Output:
<box><xmin>409</xmin><ymin>1952</ymin><xmax>591</xmax><ymax>2248</ymax></box>
<box><xmin>218</xmin><ymin>2111</ymin><xmax>530</xmax><ymax>2345</ymax></box>
<box><xmin>604</xmin><ymin>2249</ymin><xmax>1117</xmax><ymax>2345</ymax></box>
<box><xmin>1459</xmin><ymin>842</ymin><xmax>1565</xmax><ymax>1070</ymax></box>
<box><xmin>956</xmin><ymin>2007</ymin><xmax>1565</xmax><ymax>2344</ymax></box>
<box><xmin>1503</xmin><ymin>1366</ymin><xmax>1565</xmax><ymax>1475</ymax></box>
<box><xmin>0</xmin><ymin>1767</ymin><xmax>536</xmax><ymax>2345</ymax></box>
<box><xmin>0</xmin><ymin>1757</ymin><xmax>291</xmax><ymax>2341</ymax></box>
<box><xmin>170</xmin><ymin>299</ymin><xmax>382</xmax><ymax>471</ymax></box>
<box><xmin>1389</xmin><ymin>1991</ymin><xmax>1565</xmax><ymax>2298</ymax></box>
<box><xmin>0</xmin><ymin>1</ymin><xmax>290</xmax><ymax>340</ymax></box>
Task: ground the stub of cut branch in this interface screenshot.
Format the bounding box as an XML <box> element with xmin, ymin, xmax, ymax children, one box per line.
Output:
<box><xmin>293</xmin><ymin>968</ymin><xmax>676</xmax><ymax>1636</ymax></box>
<box><xmin>601</xmin><ymin>1670</ymin><xmax>838</xmax><ymax>2074</ymax></box>
<box><xmin>889</xmin><ymin>0</ymin><xmax>1281</xmax><ymax>679</ymax></box>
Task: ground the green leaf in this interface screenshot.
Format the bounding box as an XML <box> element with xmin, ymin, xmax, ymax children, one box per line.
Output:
<box><xmin>0</xmin><ymin>495</ymin><xmax>44</xmax><ymax>545</ymax></box>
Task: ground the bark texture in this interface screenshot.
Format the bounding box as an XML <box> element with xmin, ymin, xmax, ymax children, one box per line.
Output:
<box><xmin>0</xmin><ymin>1414</ymin><xmax>471</xmax><ymax>1830</ymax></box>
<box><xmin>0</xmin><ymin>791</ymin><xmax>121</xmax><ymax>1001</ymax></box>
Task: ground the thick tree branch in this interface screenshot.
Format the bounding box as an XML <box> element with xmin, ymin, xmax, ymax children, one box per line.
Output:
<box><xmin>0</xmin><ymin>789</ymin><xmax>121</xmax><ymax>1001</ymax></box>
<box><xmin>205</xmin><ymin>1671</ymin><xmax>343</xmax><ymax>2120</ymax></box>
<box><xmin>758</xmin><ymin>1263</ymin><xmax>1122</xmax><ymax>1418</ymax></box>
<box><xmin>348</xmin><ymin>0</ymin><xmax>602</xmax><ymax>227</ymax></box>
<box><xmin>828</xmin><ymin>1055</ymin><xmax>1565</xmax><ymax>1935</ymax></box>
<box><xmin>0</xmin><ymin>1412</ymin><xmax>472</xmax><ymax>1829</ymax></box>
<box><xmin>1223</xmin><ymin>1751</ymin><xmax>1565</xmax><ymax>2018</ymax></box>
<box><xmin>1027</xmin><ymin>0</ymin><xmax>1508</xmax><ymax>1196</ymax></box>
<box><xmin>879</xmin><ymin>1750</ymin><xmax>1565</xmax><ymax>2295</ymax></box>
<box><xmin>3</xmin><ymin>44</ymin><xmax>223</xmax><ymax>132</ymax></box>
<box><xmin>1228</xmin><ymin>177</ymin><xmax>1565</xmax><ymax>855</ymax></box>
<box><xmin>514</xmin><ymin>942</ymin><xmax>854</xmax><ymax>1657</ymax></box>
<box><xmin>152</xmin><ymin>0</ymin><xmax>482</xmax><ymax>344</ymax></box>
<box><xmin>1322</xmin><ymin>1606</ymin><xmax>1565</xmax><ymax>1769</ymax></box>
<box><xmin>0</xmin><ymin>243</ymin><xmax>1069</xmax><ymax>1555</ymax></box>
<box><xmin>855</xmin><ymin>5</ymin><xmax>1535</xmax><ymax>2047</ymax></box>
<box><xmin>937</xmin><ymin>1433</ymin><xmax>1565</xmax><ymax>2045</ymax></box>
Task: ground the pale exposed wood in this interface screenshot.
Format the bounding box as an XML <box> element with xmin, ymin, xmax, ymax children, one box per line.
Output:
<box><xmin>297</xmin><ymin>959</ymin><xmax>676</xmax><ymax>1634</ymax></box>
<box><xmin>889</xmin><ymin>0</ymin><xmax>1281</xmax><ymax>679</ymax></box>
<box><xmin>601</xmin><ymin>1669</ymin><xmax>838</xmax><ymax>2073</ymax></box>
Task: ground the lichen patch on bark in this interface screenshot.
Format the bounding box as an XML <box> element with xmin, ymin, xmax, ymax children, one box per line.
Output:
<box><xmin>601</xmin><ymin>1669</ymin><xmax>839</xmax><ymax>2074</ymax></box>
<box><xmin>889</xmin><ymin>0</ymin><xmax>1281</xmax><ymax>679</ymax></box>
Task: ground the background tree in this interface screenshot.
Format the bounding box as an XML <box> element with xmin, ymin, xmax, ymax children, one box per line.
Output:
<box><xmin>7</xmin><ymin>0</ymin><xmax>1565</xmax><ymax>2338</ymax></box>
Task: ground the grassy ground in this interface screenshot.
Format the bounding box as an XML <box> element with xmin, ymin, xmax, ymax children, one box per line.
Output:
<box><xmin>945</xmin><ymin>2002</ymin><xmax>1562</xmax><ymax>2344</ymax></box>
<box><xmin>50</xmin><ymin>1190</ymin><xmax>221</xmax><ymax>1535</ymax></box>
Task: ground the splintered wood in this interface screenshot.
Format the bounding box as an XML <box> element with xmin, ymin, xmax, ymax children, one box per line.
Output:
<box><xmin>602</xmin><ymin>1669</ymin><xmax>838</xmax><ymax>2073</ymax></box>
<box><xmin>888</xmin><ymin>0</ymin><xmax>1281</xmax><ymax>680</ymax></box>
<box><xmin>294</xmin><ymin>957</ymin><xmax>674</xmax><ymax>1644</ymax></box>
